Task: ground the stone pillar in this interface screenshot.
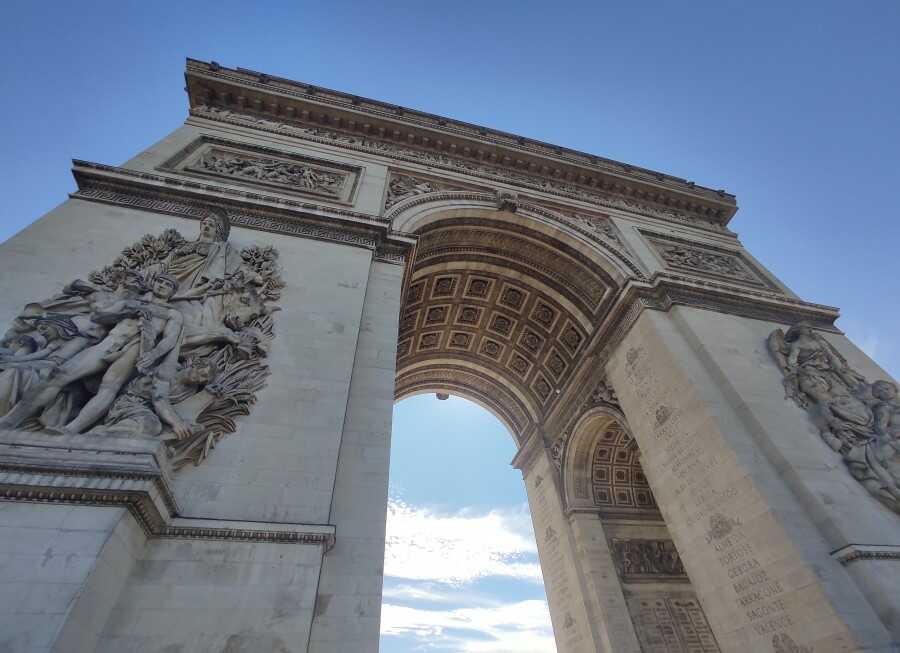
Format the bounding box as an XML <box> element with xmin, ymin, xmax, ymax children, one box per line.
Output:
<box><xmin>308</xmin><ymin>259</ymin><xmax>404</xmax><ymax>653</ymax></box>
<box><xmin>606</xmin><ymin>306</ymin><xmax>897</xmax><ymax>652</ymax></box>
<box><xmin>515</xmin><ymin>438</ymin><xmax>642</xmax><ymax>653</ymax></box>
<box><xmin>0</xmin><ymin>503</ymin><xmax>144</xmax><ymax>653</ymax></box>
<box><xmin>567</xmin><ymin>512</ymin><xmax>643</xmax><ymax>652</ymax></box>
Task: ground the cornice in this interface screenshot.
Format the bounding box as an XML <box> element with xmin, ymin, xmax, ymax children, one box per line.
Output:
<box><xmin>832</xmin><ymin>543</ymin><xmax>900</xmax><ymax>565</ymax></box>
<box><xmin>585</xmin><ymin>273</ymin><xmax>841</xmax><ymax>364</ymax></box>
<box><xmin>0</xmin><ymin>432</ymin><xmax>336</xmax><ymax>549</ymax></box>
<box><xmin>184</xmin><ymin>59</ymin><xmax>737</xmax><ymax>229</ymax></box>
<box><xmin>70</xmin><ymin>160</ymin><xmax>414</xmax><ymax>261</ymax></box>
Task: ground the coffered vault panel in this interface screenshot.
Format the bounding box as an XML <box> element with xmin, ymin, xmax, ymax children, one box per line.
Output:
<box><xmin>395</xmin><ymin>216</ymin><xmax>619</xmax><ymax>441</ymax></box>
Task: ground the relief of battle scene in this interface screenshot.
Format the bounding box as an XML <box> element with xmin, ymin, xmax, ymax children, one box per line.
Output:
<box><xmin>0</xmin><ymin>208</ymin><xmax>283</xmax><ymax>469</ymax></box>
<box><xmin>769</xmin><ymin>323</ymin><xmax>900</xmax><ymax>513</ymax></box>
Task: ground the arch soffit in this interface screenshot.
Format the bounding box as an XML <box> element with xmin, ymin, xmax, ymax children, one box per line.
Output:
<box><xmin>397</xmin><ymin>356</ymin><xmax>540</xmax><ymax>423</ymax></box>
<box><xmin>395</xmin><ymin>387</ymin><xmax>523</xmax><ymax>445</ymax></box>
<box><xmin>561</xmin><ymin>407</ymin><xmax>658</xmax><ymax>516</ymax></box>
<box><xmin>395</xmin><ymin>361</ymin><xmax>536</xmax><ymax>442</ymax></box>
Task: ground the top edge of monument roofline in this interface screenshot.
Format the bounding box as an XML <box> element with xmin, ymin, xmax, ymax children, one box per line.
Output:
<box><xmin>183</xmin><ymin>58</ymin><xmax>739</xmax><ymax>227</ymax></box>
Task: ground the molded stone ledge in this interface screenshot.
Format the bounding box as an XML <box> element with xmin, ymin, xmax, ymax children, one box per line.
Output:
<box><xmin>832</xmin><ymin>543</ymin><xmax>900</xmax><ymax>565</ymax></box>
<box><xmin>0</xmin><ymin>429</ymin><xmax>335</xmax><ymax>550</ymax></box>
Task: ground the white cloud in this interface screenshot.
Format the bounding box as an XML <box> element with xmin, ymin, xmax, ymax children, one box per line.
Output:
<box><xmin>381</xmin><ymin>600</ymin><xmax>556</xmax><ymax>653</ymax></box>
<box><xmin>382</xmin><ymin>584</ymin><xmax>473</xmax><ymax>604</ymax></box>
<box><xmin>384</xmin><ymin>498</ymin><xmax>542</xmax><ymax>585</ymax></box>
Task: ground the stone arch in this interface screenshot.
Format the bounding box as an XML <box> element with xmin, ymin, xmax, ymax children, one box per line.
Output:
<box><xmin>392</xmin><ymin>197</ymin><xmax>636</xmax><ymax>443</ymax></box>
<box><xmin>562</xmin><ymin>407</ymin><xmax>659</xmax><ymax>517</ymax></box>
<box><xmin>388</xmin><ymin>191</ymin><xmax>644</xmax><ymax>284</ymax></box>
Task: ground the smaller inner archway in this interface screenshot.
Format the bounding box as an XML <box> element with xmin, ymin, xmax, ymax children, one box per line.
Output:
<box><xmin>563</xmin><ymin>409</ymin><xmax>659</xmax><ymax>518</ymax></box>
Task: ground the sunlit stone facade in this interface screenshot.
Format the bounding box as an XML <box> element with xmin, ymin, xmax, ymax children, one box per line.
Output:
<box><xmin>0</xmin><ymin>59</ymin><xmax>897</xmax><ymax>652</ymax></box>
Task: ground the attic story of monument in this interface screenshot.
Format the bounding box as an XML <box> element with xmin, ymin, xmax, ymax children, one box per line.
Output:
<box><xmin>0</xmin><ymin>58</ymin><xmax>897</xmax><ymax>653</ymax></box>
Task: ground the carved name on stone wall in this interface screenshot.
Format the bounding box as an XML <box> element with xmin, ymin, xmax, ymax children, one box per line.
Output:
<box><xmin>611</xmin><ymin>538</ymin><xmax>687</xmax><ymax>580</ymax></box>
<box><xmin>645</xmin><ymin>232</ymin><xmax>773</xmax><ymax>289</ymax></box>
<box><xmin>0</xmin><ymin>209</ymin><xmax>283</xmax><ymax>470</ymax></box>
<box><xmin>769</xmin><ymin>323</ymin><xmax>900</xmax><ymax>515</ymax></box>
<box><xmin>163</xmin><ymin>137</ymin><xmax>360</xmax><ymax>203</ymax></box>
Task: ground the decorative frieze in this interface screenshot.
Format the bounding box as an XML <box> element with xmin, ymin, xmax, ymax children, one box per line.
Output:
<box><xmin>190</xmin><ymin>104</ymin><xmax>731</xmax><ymax>232</ymax></box>
<box><xmin>384</xmin><ymin>172</ymin><xmax>470</xmax><ymax>209</ymax></box>
<box><xmin>161</xmin><ymin>136</ymin><xmax>361</xmax><ymax>203</ymax></box>
<box><xmin>644</xmin><ymin>232</ymin><xmax>774</xmax><ymax>289</ymax></box>
<box><xmin>611</xmin><ymin>538</ymin><xmax>687</xmax><ymax>580</ymax></box>
<box><xmin>70</xmin><ymin>162</ymin><xmax>417</xmax><ymax>262</ymax></box>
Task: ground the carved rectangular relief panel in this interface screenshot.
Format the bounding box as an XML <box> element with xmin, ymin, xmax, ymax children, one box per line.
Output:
<box><xmin>160</xmin><ymin>137</ymin><xmax>362</xmax><ymax>204</ymax></box>
<box><xmin>642</xmin><ymin>231</ymin><xmax>776</xmax><ymax>290</ymax></box>
<box><xmin>627</xmin><ymin>593</ymin><xmax>720</xmax><ymax>652</ymax></box>
<box><xmin>611</xmin><ymin>538</ymin><xmax>688</xmax><ymax>582</ymax></box>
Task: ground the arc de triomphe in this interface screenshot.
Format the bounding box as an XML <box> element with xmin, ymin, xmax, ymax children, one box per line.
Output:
<box><xmin>0</xmin><ymin>60</ymin><xmax>898</xmax><ymax>653</ymax></box>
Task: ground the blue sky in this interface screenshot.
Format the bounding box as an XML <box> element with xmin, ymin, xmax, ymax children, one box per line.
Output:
<box><xmin>1</xmin><ymin>2</ymin><xmax>898</xmax><ymax>651</ymax></box>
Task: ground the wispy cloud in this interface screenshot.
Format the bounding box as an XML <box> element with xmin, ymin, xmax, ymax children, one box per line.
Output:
<box><xmin>384</xmin><ymin>498</ymin><xmax>542</xmax><ymax>585</ymax></box>
<box><xmin>381</xmin><ymin>600</ymin><xmax>556</xmax><ymax>653</ymax></box>
<box><xmin>382</xmin><ymin>498</ymin><xmax>554</xmax><ymax>651</ymax></box>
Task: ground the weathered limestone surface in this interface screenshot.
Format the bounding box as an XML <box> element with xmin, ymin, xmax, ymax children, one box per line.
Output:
<box><xmin>0</xmin><ymin>505</ymin><xmax>143</xmax><ymax>653</ymax></box>
<box><xmin>308</xmin><ymin>260</ymin><xmax>403</xmax><ymax>653</ymax></box>
<box><xmin>0</xmin><ymin>186</ymin><xmax>382</xmax><ymax>650</ymax></box>
<box><xmin>521</xmin><ymin>446</ymin><xmax>623</xmax><ymax>653</ymax></box>
<box><xmin>96</xmin><ymin>537</ymin><xmax>325</xmax><ymax>652</ymax></box>
<box><xmin>607</xmin><ymin>307</ymin><xmax>898</xmax><ymax>651</ymax></box>
<box><xmin>2</xmin><ymin>58</ymin><xmax>899</xmax><ymax>653</ymax></box>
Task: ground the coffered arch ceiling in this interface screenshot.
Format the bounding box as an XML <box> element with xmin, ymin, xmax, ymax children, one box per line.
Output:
<box><xmin>394</xmin><ymin>204</ymin><xmax>631</xmax><ymax>443</ymax></box>
<box><xmin>563</xmin><ymin>410</ymin><xmax>659</xmax><ymax>518</ymax></box>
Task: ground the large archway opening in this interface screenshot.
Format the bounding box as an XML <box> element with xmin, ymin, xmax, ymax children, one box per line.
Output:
<box><xmin>380</xmin><ymin>394</ymin><xmax>554</xmax><ymax>653</ymax></box>
<box><xmin>387</xmin><ymin>202</ymin><xmax>720</xmax><ymax>652</ymax></box>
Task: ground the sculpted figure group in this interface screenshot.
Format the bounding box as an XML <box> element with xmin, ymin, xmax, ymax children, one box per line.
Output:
<box><xmin>0</xmin><ymin>208</ymin><xmax>283</xmax><ymax>469</ymax></box>
<box><xmin>769</xmin><ymin>323</ymin><xmax>900</xmax><ymax>513</ymax></box>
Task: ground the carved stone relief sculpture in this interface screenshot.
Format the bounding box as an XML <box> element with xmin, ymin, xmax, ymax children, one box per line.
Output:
<box><xmin>160</xmin><ymin>137</ymin><xmax>361</xmax><ymax>204</ymax></box>
<box><xmin>769</xmin><ymin>322</ymin><xmax>900</xmax><ymax>513</ymax></box>
<box><xmin>0</xmin><ymin>208</ymin><xmax>284</xmax><ymax>470</ymax></box>
<box><xmin>611</xmin><ymin>538</ymin><xmax>687</xmax><ymax>580</ymax></box>
<box><xmin>383</xmin><ymin>172</ymin><xmax>468</xmax><ymax>210</ymax></box>
<box><xmin>191</xmin><ymin>149</ymin><xmax>345</xmax><ymax>196</ymax></box>
<box><xmin>193</xmin><ymin>104</ymin><xmax>729</xmax><ymax>232</ymax></box>
<box><xmin>645</xmin><ymin>232</ymin><xmax>772</xmax><ymax>288</ymax></box>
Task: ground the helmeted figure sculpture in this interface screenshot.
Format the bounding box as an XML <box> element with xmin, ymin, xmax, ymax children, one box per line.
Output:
<box><xmin>769</xmin><ymin>322</ymin><xmax>900</xmax><ymax>512</ymax></box>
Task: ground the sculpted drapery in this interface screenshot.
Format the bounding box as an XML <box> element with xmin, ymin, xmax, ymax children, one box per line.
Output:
<box><xmin>769</xmin><ymin>323</ymin><xmax>900</xmax><ymax>513</ymax></box>
<box><xmin>0</xmin><ymin>209</ymin><xmax>283</xmax><ymax>469</ymax></box>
